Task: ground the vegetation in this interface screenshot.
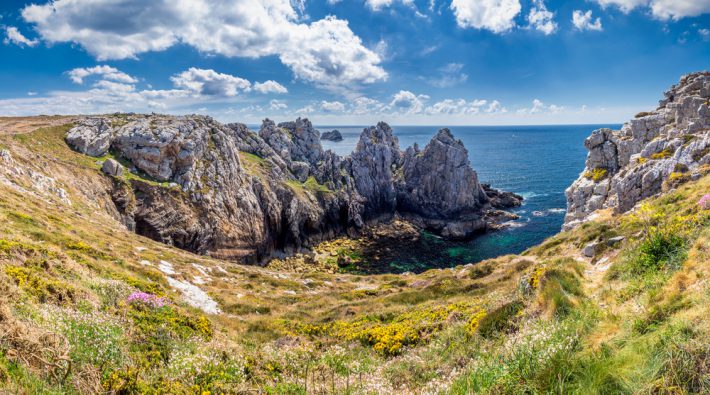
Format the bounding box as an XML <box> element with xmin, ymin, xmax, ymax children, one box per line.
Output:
<box><xmin>584</xmin><ymin>167</ymin><xmax>608</xmax><ymax>182</ymax></box>
<box><xmin>650</xmin><ymin>148</ymin><xmax>673</xmax><ymax>159</ymax></box>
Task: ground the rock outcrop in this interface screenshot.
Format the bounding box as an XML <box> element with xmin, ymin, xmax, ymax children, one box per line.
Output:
<box><xmin>66</xmin><ymin>115</ymin><xmax>522</xmax><ymax>263</ymax></box>
<box><xmin>321</xmin><ymin>130</ymin><xmax>343</xmax><ymax>142</ymax></box>
<box><xmin>565</xmin><ymin>72</ymin><xmax>710</xmax><ymax>229</ymax></box>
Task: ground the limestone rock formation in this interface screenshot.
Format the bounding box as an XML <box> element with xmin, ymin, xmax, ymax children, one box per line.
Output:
<box><xmin>65</xmin><ymin>114</ymin><xmax>522</xmax><ymax>262</ymax></box>
<box><xmin>565</xmin><ymin>72</ymin><xmax>710</xmax><ymax>229</ymax></box>
<box><xmin>321</xmin><ymin>130</ymin><xmax>343</xmax><ymax>142</ymax></box>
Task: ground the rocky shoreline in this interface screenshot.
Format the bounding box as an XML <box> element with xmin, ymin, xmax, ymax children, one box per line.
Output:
<box><xmin>65</xmin><ymin>116</ymin><xmax>521</xmax><ymax>264</ymax></box>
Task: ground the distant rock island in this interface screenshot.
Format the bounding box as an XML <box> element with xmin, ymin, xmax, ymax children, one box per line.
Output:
<box><xmin>321</xmin><ymin>129</ymin><xmax>343</xmax><ymax>142</ymax></box>
<box><xmin>566</xmin><ymin>71</ymin><xmax>710</xmax><ymax>229</ymax></box>
<box><xmin>65</xmin><ymin>116</ymin><xmax>521</xmax><ymax>263</ymax></box>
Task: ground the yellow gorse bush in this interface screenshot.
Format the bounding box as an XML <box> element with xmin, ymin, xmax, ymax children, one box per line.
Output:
<box><xmin>290</xmin><ymin>302</ymin><xmax>486</xmax><ymax>355</ymax></box>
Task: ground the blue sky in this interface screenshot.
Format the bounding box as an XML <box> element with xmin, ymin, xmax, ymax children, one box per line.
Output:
<box><xmin>0</xmin><ymin>0</ymin><xmax>708</xmax><ymax>125</ymax></box>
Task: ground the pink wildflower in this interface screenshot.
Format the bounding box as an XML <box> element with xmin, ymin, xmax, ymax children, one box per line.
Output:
<box><xmin>699</xmin><ymin>194</ymin><xmax>710</xmax><ymax>210</ymax></box>
<box><xmin>127</xmin><ymin>292</ymin><xmax>168</xmax><ymax>308</ymax></box>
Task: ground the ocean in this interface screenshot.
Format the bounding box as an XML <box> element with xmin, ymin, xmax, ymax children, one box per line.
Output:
<box><xmin>318</xmin><ymin>124</ymin><xmax>622</xmax><ymax>273</ymax></box>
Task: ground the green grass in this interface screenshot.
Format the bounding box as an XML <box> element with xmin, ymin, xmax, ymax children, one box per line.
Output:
<box><xmin>286</xmin><ymin>176</ymin><xmax>331</xmax><ymax>195</ymax></box>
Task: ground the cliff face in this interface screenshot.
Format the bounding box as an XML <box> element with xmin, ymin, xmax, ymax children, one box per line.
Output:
<box><xmin>65</xmin><ymin>115</ymin><xmax>521</xmax><ymax>262</ymax></box>
<box><xmin>565</xmin><ymin>72</ymin><xmax>710</xmax><ymax>229</ymax></box>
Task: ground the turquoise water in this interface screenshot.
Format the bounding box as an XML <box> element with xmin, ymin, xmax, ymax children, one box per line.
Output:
<box><xmin>318</xmin><ymin>124</ymin><xmax>621</xmax><ymax>273</ymax></box>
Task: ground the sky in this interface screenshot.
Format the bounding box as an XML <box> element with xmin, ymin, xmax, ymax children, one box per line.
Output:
<box><xmin>0</xmin><ymin>0</ymin><xmax>708</xmax><ymax>126</ymax></box>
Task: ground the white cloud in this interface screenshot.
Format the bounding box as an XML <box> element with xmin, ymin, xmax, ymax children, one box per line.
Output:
<box><xmin>365</xmin><ymin>0</ymin><xmax>415</xmax><ymax>11</ymax></box>
<box><xmin>170</xmin><ymin>68</ymin><xmax>251</xmax><ymax>97</ymax></box>
<box><xmin>3</xmin><ymin>26</ymin><xmax>39</xmax><ymax>47</ymax></box>
<box><xmin>486</xmin><ymin>100</ymin><xmax>506</xmax><ymax>113</ymax></box>
<box><xmin>295</xmin><ymin>104</ymin><xmax>316</xmax><ymax>114</ymax></box>
<box><xmin>527</xmin><ymin>0</ymin><xmax>557</xmax><ymax>35</ymax></box>
<box><xmin>269</xmin><ymin>99</ymin><xmax>288</xmax><ymax>110</ymax></box>
<box><xmin>450</xmin><ymin>0</ymin><xmax>521</xmax><ymax>33</ymax></box>
<box><xmin>517</xmin><ymin>99</ymin><xmax>564</xmax><ymax>114</ymax></box>
<box><xmin>594</xmin><ymin>0</ymin><xmax>710</xmax><ymax>20</ymax></box>
<box><xmin>572</xmin><ymin>10</ymin><xmax>603</xmax><ymax>31</ymax></box>
<box><xmin>350</xmin><ymin>96</ymin><xmax>387</xmax><ymax>115</ymax></box>
<box><xmin>650</xmin><ymin>0</ymin><xmax>710</xmax><ymax>20</ymax></box>
<box><xmin>425</xmin><ymin>99</ymin><xmax>485</xmax><ymax>115</ymax></box>
<box><xmin>253</xmin><ymin>80</ymin><xmax>288</xmax><ymax>94</ymax></box>
<box><xmin>427</xmin><ymin>63</ymin><xmax>469</xmax><ymax>88</ymax></box>
<box><xmin>700</xmin><ymin>28</ymin><xmax>710</xmax><ymax>41</ymax></box>
<box><xmin>423</xmin><ymin>98</ymin><xmax>507</xmax><ymax>115</ymax></box>
<box><xmin>390</xmin><ymin>90</ymin><xmax>429</xmax><ymax>114</ymax></box>
<box><xmin>67</xmin><ymin>65</ymin><xmax>138</xmax><ymax>84</ymax></box>
<box><xmin>594</xmin><ymin>0</ymin><xmax>649</xmax><ymax>13</ymax></box>
<box><xmin>21</xmin><ymin>0</ymin><xmax>386</xmax><ymax>92</ymax></box>
<box><xmin>320</xmin><ymin>100</ymin><xmax>346</xmax><ymax>112</ymax></box>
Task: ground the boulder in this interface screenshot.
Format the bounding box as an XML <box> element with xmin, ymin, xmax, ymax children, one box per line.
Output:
<box><xmin>101</xmin><ymin>158</ymin><xmax>123</xmax><ymax>177</ymax></box>
<box><xmin>65</xmin><ymin>118</ymin><xmax>113</xmax><ymax>156</ymax></box>
<box><xmin>582</xmin><ymin>241</ymin><xmax>600</xmax><ymax>258</ymax></box>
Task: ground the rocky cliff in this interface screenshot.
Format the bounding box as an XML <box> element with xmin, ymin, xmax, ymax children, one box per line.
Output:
<box><xmin>565</xmin><ymin>72</ymin><xmax>710</xmax><ymax>229</ymax></box>
<box><xmin>65</xmin><ymin>115</ymin><xmax>521</xmax><ymax>263</ymax></box>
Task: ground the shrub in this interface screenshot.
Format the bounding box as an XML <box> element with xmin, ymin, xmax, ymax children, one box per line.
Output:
<box><xmin>584</xmin><ymin>168</ymin><xmax>608</xmax><ymax>182</ymax></box>
<box><xmin>626</xmin><ymin>229</ymin><xmax>687</xmax><ymax>275</ymax></box>
<box><xmin>650</xmin><ymin>149</ymin><xmax>672</xmax><ymax>160</ymax></box>
<box><xmin>666</xmin><ymin>172</ymin><xmax>691</xmax><ymax>189</ymax></box>
<box><xmin>673</xmin><ymin>163</ymin><xmax>689</xmax><ymax>173</ymax></box>
<box><xmin>4</xmin><ymin>266</ymin><xmax>76</xmax><ymax>304</ymax></box>
<box><xmin>476</xmin><ymin>301</ymin><xmax>524</xmax><ymax>338</ymax></box>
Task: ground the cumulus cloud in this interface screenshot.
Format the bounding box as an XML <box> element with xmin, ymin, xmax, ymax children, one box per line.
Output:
<box><xmin>269</xmin><ymin>99</ymin><xmax>288</xmax><ymax>110</ymax></box>
<box><xmin>390</xmin><ymin>90</ymin><xmax>429</xmax><ymax>114</ymax></box>
<box><xmin>68</xmin><ymin>65</ymin><xmax>138</xmax><ymax>84</ymax></box>
<box><xmin>527</xmin><ymin>0</ymin><xmax>557</xmax><ymax>35</ymax></box>
<box><xmin>170</xmin><ymin>68</ymin><xmax>251</xmax><ymax>97</ymax></box>
<box><xmin>450</xmin><ymin>0</ymin><xmax>521</xmax><ymax>33</ymax></box>
<box><xmin>486</xmin><ymin>100</ymin><xmax>506</xmax><ymax>113</ymax></box>
<box><xmin>594</xmin><ymin>0</ymin><xmax>649</xmax><ymax>13</ymax></box>
<box><xmin>3</xmin><ymin>26</ymin><xmax>39</xmax><ymax>47</ymax></box>
<box><xmin>650</xmin><ymin>0</ymin><xmax>710</xmax><ymax>20</ymax></box>
<box><xmin>253</xmin><ymin>80</ymin><xmax>288</xmax><ymax>94</ymax></box>
<box><xmin>572</xmin><ymin>10</ymin><xmax>603</xmax><ymax>31</ymax></box>
<box><xmin>424</xmin><ymin>98</ymin><xmax>507</xmax><ymax>115</ymax></box>
<box><xmin>350</xmin><ymin>96</ymin><xmax>387</xmax><ymax>115</ymax></box>
<box><xmin>21</xmin><ymin>0</ymin><xmax>386</xmax><ymax>92</ymax></box>
<box><xmin>320</xmin><ymin>100</ymin><xmax>346</xmax><ymax>112</ymax></box>
<box><xmin>365</xmin><ymin>0</ymin><xmax>414</xmax><ymax>11</ymax></box>
<box><xmin>425</xmin><ymin>99</ymin><xmax>485</xmax><ymax>115</ymax></box>
<box><xmin>295</xmin><ymin>104</ymin><xmax>316</xmax><ymax>114</ymax></box>
<box><xmin>517</xmin><ymin>99</ymin><xmax>564</xmax><ymax>114</ymax></box>
<box><xmin>700</xmin><ymin>28</ymin><xmax>710</xmax><ymax>41</ymax></box>
<box><xmin>594</xmin><ymin>0</ymin><xmax>710</xmax><ymax>20</ymax></box>
<box><xmin>427</xmin><ymin>63</ymin><xmax>469</xmax><ymax>88</ymax></box>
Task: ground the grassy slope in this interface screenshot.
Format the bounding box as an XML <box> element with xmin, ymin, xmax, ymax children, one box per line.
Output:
<box><xmin>0</xmin><ymin>123</ymin><xmax>708</xmax><ymax>394</ymax></box>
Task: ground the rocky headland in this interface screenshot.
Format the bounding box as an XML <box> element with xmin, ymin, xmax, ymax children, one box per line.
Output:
<box><xmin>565</xmin><ymin>71</ymin><xmax>710</xmax><ymax>229</ymax></box>
<box><xmin>65</xmin><ymin>116</ymin><xmax>522</xmax><ymax>263</ymax></box>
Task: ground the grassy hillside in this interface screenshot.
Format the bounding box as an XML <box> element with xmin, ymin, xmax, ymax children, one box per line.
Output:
<box><xmin>0</xmin><ymin>121</ymin><xmax>708</xmax><ymax>393</ymax></box>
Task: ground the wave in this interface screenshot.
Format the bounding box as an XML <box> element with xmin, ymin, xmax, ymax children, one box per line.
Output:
<box><xmin>531</xmin><ymin>208</ymin><xmax>566</xmax><ymax>217</ymax></box>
